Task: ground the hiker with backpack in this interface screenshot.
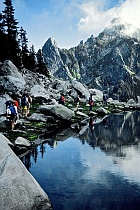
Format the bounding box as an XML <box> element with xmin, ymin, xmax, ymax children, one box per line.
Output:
<box><xmin>21</xmin><ymin>94</ymin><xmax>28</xmax><ymax>117</ymax></box>
<box><xmin>88</xmin><ymin>94</ymin><xmax>94</xmax><ymax>111</ymax></box>
<box><xmin>13</xmin><ymin>99</ymin><xmax>19</xmax><ymax>119</ymax></box>
<box><xmin>75</xmin><ymin>95</ymin><xmax>80</xmax><ymax>111</ymax></box>
<box><xmin>27</xmin><ymin>95</ymin><xmax>32</xmax><ymax>116</ymax></box>
<box><xmin>103</xmin><ymin>92</ymin><xmax>108</xmax><ymax>106</ymax></box>
<box><xmin>6</xmin><ymin>100</ymin><xmax>17</xmax><ymax>131</ymax></box>
<box><xmin>59</xmin><ymin>94</ymin><xmax>65</xmax><ymax>105</ymax></box>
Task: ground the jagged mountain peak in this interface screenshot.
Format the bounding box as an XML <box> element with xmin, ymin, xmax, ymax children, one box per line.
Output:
<box><xmin>43</xmin><ymin>37</ymin><xmax>58</xmax><ymax>49</ymax></box>
<box><xmin>84</xmin><ymin>35</ymin><xmax>96</xmax><ymax>47</ymax></box>
<box><xmin>102</xmin><ymin>18</ymin><xmax>140</xmax><ymax>41</ymax></box>
<box><xmin>42</xmin><ymin>19</ymin><xmax>140</xmax><ymax>101</ymax></box>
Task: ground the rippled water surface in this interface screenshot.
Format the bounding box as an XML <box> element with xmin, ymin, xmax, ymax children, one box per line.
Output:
<box><xmin>21</xmin><ymin>111</ymin><xmax>140</xmax><ymax>210</ymax></box>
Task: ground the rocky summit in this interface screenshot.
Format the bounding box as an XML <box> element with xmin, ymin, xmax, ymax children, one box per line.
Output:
<box><xmin>42</xmin><ymin>18</ymin><xmax>140</xmax><ymax>102</ymax></box>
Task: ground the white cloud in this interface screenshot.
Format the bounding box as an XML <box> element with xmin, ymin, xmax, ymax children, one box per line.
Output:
<box><xmin>119</xmin><ymin>0</ymin><xmax>140</xmax><ymax>28</ymax></box>
<box><xmin>2</xmin><ymin>0</ymin><xmax>139</xmax><ymax>50</ymax></box>
<box><xmin>77</xmin><ymin>2</ymin><xmax>117</xmax><ymax>36</ymax></box>
<box><xmin>114</xmin><ymin>145</ymin><xmax>140</xmax><ymax>184</ymax></box>
<box><xmin>80</xmin><ymin>143</ymin><xmax>140</xmax><ymax>186</ymax></box>
<box><xmin>77</xmin><ymin>0</ymin><xmax>140</xmax><ymax>37</ymax></box>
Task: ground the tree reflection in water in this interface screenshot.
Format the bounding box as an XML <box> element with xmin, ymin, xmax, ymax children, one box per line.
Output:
<box><xmin>21</xmin><ymin>111</ymin><xmax>140</xmax><ymax>171</ymax></box>
<box><xmin>79</xmin><ymin>111</ymin><xmax>140</xmax><ymax>158</ymax></box>
<box><xmin>19</xmin><ymin>111</ymin><xmax>140</xmax><ymax>210</ymax></box>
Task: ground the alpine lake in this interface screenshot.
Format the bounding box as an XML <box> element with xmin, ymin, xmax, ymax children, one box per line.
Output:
<box><xmin>19</xmin><ymin>110</ymin><xmax>140</xmax><ymax>210</ymax></box>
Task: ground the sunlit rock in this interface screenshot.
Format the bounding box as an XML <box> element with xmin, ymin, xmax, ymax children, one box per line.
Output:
<box><xmin>0</xmin><ymin>134</ymin><xmax>52</xmax><ymax>210</ymax></box>
<box><xmin>39</xmin><ymin>104</ymin><xmax>75</xmax><ymax>120</ymax></box>
<box><xmin>15</xmin><ymin>137</ymin><xmax>31</xmax><ymax>147</ymax></box>
<box><xmin>96</xmin><ymin>107</ymin><xmax>110</xmax><ymax>115</ymax></box>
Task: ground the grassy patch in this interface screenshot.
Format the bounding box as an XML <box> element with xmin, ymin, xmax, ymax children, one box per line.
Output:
<box><xmin>1</xmin><ymin>98</ymin><xmax>118</xmax><ymax>143</ymax></box>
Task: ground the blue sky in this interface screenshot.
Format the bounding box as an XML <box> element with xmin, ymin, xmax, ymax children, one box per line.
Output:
<box><xmin>0</xmin><ymin>0</ymin><xmax>140</xmax><ymax>51</ymax></box>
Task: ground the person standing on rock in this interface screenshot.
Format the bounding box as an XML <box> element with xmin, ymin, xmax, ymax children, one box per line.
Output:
<box><xmin>75</xmin><ymin>95</ymin><xmax>80</xmax><ymax>111</ymax></box>
<box><xmin>103</xmin><ymin>92</ymin><xmax>108</xmax><ymax>106</ymax></box>
<box><xmin>6</xmin><ymin>101</ymin><xmax>17</xmax><ymax>131</ymax></box>
<box><xmin>26</xmin><ymin>95</ymin><xmax>32</xmax><ymax>116</ymax></box>
<box><xmin>21</xmin><ymin>93</ymin><xmax>28</xmax><ymax>117</ymax></box>
<box><xmin>13</xmin><ymin>99</ymin><xmax>19</xmax><ymax>120</ymax></box>
<box><xmin>59</xmin><ymin>94</ymin><xmax>65</xmax><ymax>105</ymax></box>
<box><xmin>88</xmin><ymin>94</ymin><xmax>94</xmax><ymax>111</ymax></box>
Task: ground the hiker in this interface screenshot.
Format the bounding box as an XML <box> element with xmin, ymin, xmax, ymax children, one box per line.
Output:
<box><xmin>5</xmin><ymin>100</ymin><xmax>13</xmax><ymax>109</ymax></box>
<box><xmin>13</xmin><ymin>99</ymin><xmax>19</xmax><ymax>108</ymax></box>
<box><xmin>13</xmin><ymin>99</ymin><xmax>19</xmax><ymax>119</ymax></box>
<box><xmin>27</xmin><ymin>95</ymin><xmax>32</xmax><ymax>116</ymax></box>
<box><xmin>75</xmin><ymin>95</ymin><xmax>80</xmax><ymax>111</ymax></box>
<box><xmin>103</xmin><ymin>92</ymin><xmax>108</xmax><ymax>106</ymax></box>
<box><xmin>59</xmin><ymin>94</ymin><xmax>65</xmax><ymax>105</ymax></box>
<box><xmin>21</xmin><ymin>93</ymin><xmax>28</xmax><ymax>117</ymax></box>
<box><xmin>6</xmin><ymin>100</ymin><xmax>17</xmax><ymax>131</ymax></box>
<box><xmin>18</xmin><ymin>97</ymin><xmax>21</xmax><ymax>108</ymax></box>
<box><xmin>88</xmin><ymin>94</ymin><xmax>94</xmax><ymax>111</ymax></box>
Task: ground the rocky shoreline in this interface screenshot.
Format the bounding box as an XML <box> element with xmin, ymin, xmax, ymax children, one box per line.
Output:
<box><xmin>0</xmin><ymin>134</ymin><xmax>53</xmax><ymax>210</ymax></box>
<box><xmin>0</xmin><ymin>60</ymin><xmax>140</xmax><ymax>209</ymax></box>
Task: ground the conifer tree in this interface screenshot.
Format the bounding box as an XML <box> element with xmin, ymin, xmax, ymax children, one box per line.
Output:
<box><xmin>19</xmin><ymin>26</ymin><xmax>29</xmax><ymax>68</ymax></box>
<box><xmin>0</xmin><ymin>12</ymin><xmax>7</xmax><ymax>62</ymax></box>
<box><xmin>36</xmin><ymin>49</ymin><xmax>50</xmax><ymax>77</ymax></box>
<box><xmin>2</xmin><ymin>0</ymin><xmax>21</xmax><ymax>67</ymax></box>
<box><xmin>3</xmin><ymin>0</ymin><xmax>18</xmax><ymax>38</ymax></box>
<box><xmin>0</xmin><ymin>12</ymin><xmax>4</xmax><ymax>33</ymax></box>
<box><xmin>28</xmin><ymin>45</ymin><xmax>37</xmax><ymax>71</ymax></box>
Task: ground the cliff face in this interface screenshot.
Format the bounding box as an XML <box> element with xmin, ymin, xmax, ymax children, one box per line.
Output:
<box><xmin>42</xmin><ymin>20</ymin><xmax>140</xmax><ymax>102</ymax></box>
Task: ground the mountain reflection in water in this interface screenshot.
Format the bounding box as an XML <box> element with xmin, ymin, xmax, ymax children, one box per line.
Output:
<box><xmin>21</xmin><ymin>111</ymin><xmax>140</xmax><ymax>210</ymax></box>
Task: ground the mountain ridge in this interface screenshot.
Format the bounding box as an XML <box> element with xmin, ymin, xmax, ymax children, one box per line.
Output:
<box><xmin>42</xmin><ymin>20</ymin><xmax>140</xmax><ymax>102</ymax></box>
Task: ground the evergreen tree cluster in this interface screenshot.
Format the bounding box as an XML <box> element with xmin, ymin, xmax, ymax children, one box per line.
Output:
<box><xmin>0</xmin><ymin>0</ymin><xmax>50</xmax><ymax>77</ymax></box>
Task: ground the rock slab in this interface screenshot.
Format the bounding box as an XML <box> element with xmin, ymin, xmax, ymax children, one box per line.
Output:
<box><xmin>0</xmin><ymin>133</ymin><xmax>52</xmax><ymax>210</ymax></box>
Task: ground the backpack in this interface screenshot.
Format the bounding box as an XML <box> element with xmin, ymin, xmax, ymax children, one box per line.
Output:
<box><xmin>13</xmin><ymin>100</ymin><xmax>19</xmax><ymax>107</ymax></box>
<box><xmin>59</xmin><ymin>96</ymin><xmax>65</xmax><ymax>104</ymax></box>
<box><xmin>9</xmin><ymin>105</ymin><xmax>16</xmax><ymax>115</ymax></box>
<box><xmin>75</xmin><ymin>96</ymin><xmax>79</xmax><ymax>103</ymax></box>
<box><xmin>21</xmin><ymin>96</ymin><xmax>27</xmax><ymax>107</ymax></box>
<box><xmin>5</xmin><ymin>100</ymin><xmax>12</xmax><ymax>107</ymax></box>
<box><xmin>89</xmin><ymin>99</ymin><xmax>93</xmax><ymax>106</ymax></box>
<box><xmin>59</xmin><ymin>96</ymin><xmax>64</xmax><ymax>102</ymax></box>
<box><xmin>61</xmin><ymin>96</ymin><xmax>65</xmax><ymax>101</ymax></box>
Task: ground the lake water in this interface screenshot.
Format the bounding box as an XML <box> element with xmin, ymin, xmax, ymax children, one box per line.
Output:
<box><xmin>21</xmin><ymin>111</ymin><xmax>140</xmax><ymax>210</ymax></box>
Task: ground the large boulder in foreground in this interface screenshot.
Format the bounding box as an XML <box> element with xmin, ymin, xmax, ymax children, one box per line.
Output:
<box><xmin>39</xmin><ymin>104</ymin><xmax>75</xmax><ymax>120</ymax></box>
<box><xmin>30</xmin><ymin>84</ymin><xmax>50</xmax><ymax>99</ymax></box>
<box><xmin>72</xmin><ymin>81</ymin><xmax>90</xmax><ymax>101</ymax></box>
<box><xmin>0</xmin><ymin>60</ymin><xmax>23</xmax><ymax>79</ymax></box>
<box><xmin>0</xmin><ymin>60</ymin><xmax>26</xmax><ymax>96</ymax></box>
<box><xmin>0</xmin><ymin>134</ymin><xmax>52</xmax><ymax>210</ymax></box>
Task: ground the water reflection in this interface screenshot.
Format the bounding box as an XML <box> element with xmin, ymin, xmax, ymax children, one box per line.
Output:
<box><xmin>20</xmin><ymin>111</ymin><xmax>140</xmax><ymax>210</ymax></box>
<box><xmin>89</xmin><ymin>117</ymin><xmax>94</xmax><ymax>131</ymax></box>
<box><xmin>79</xmin><ymin>111</ymin><xmax>140</xmax><ymax>154</ymax></box>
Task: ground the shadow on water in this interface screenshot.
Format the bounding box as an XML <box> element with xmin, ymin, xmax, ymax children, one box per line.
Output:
<box><xmin>20</xmin><ymin>111</ymin><xmax>140</xmax><ymax>210</ymax></box>
<box><xmin>20</xmin><ymin>127</ymin><xmax>74</xmax><ymax>170</ymax></box>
